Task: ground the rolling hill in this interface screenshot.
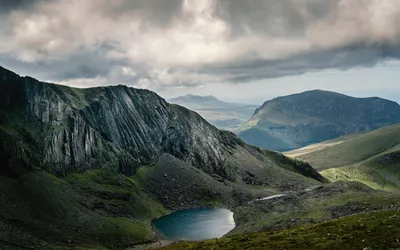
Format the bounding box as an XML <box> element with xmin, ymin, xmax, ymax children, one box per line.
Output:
<box><xmin>286</xmin><ymin>124</ymin><xmax>400</xmax><ymax>192</ymax></box>
<box><xmin>169</xmin><ymin>94</ymin><xmax>258</xmax><ymax>130</ymax></box>
<box><xmin>236</xmin><ymin>90</ymin><xmax>400</xmax><ymax>151</ymax></box>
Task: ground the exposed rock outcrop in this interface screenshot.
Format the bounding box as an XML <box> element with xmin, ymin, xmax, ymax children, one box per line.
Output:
<box><xmin>0</xmin><ymin>66</ymin><xmax>324</xmax><ymax>187</ymax></box>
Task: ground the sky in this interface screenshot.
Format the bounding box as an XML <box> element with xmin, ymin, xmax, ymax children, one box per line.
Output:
<box><xmin>0</xmin><ymin>0</ymin><xmax>400</xmax><ymax>105</ymax></box>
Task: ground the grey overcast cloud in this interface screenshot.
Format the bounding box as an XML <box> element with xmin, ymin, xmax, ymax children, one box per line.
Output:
<box><xmin>1</xmin><ymin>0</ymin><xmax>400</xmax><ymax>104</ymax></box>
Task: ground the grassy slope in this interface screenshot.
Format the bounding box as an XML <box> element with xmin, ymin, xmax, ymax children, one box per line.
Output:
<box><xmin>139</xmin><ymin>158</ymin><xmax>400</xmax><ymax>249</ymax></box>
<box><xmin>291</xmin><ymin>124</ymin><xmax>400</xmax><ymax>170</ymax></box>
<box><xmin>231</xmin><ymin>181</ymin><xmax>399</xmax><ymax>235</ymax></box>
<box><xmin>285</xmin><ymin>124</ymin><xmax>400</xmax><ymax>192</ymax></box>
<box><xmin>0</xmin><ymin>169</ymin><xmax>168</xmax><ymax>250</ymax></box>
<box><xmin>162</xmin><ymin>209</ymin><xmax>400</xmax><ymax>250</ymax></box>
<box><xmin>284</xmin><ymin>133</ymin><xmax>360</xmax><ymax>158</ymax></box>
<box><xmin>322</xmin><ymin>153</ymin><xmax>400</xmax><ymax>192</ymax></box>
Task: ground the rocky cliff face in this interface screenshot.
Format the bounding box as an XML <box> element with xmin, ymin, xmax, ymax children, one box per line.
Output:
<box><xmin>1</xmin><ymin>67</ymin><xmax>225</xmax><ymax>178</ymax></box>
<box><xmin>237</xmin><ymin>90</ymin><xmax>400</xmax><ymax>151</ymax></box>
<box><xmin>0</xmin><ymin>66</ymin><xmax>323</xmax><ymax>186</ymax></box>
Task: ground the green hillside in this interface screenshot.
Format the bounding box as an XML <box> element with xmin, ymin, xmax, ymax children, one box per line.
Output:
<box><xmin>286</xmin><ymin>124</ymin><xmax>400</xmax><ymax>192</ymax></box>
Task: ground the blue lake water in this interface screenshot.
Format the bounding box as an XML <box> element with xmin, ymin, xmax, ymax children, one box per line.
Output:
<box><xmin>152</xmin><ymin>208</ymin><xmax>235</xmax><ymax>241</ymax></box>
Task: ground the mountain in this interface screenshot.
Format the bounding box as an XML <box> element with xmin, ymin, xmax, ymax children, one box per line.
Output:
<box><xmin>286</xmin><ymin>123</ymin><xmax>400</xmax><ymax>192</ymax></box>
<box><xmin>169</xmin><ymin>94</ymin><xmax>258</xmax><ymax>130</ymax></box>
<box><xmin>0</xmin><ymin>66</ymin><xmax>324</xmax><ymax>249</ymax></box>
<box><xmin>236</xmin><ymin>90</ymin><xmax>400</xmax><ymax>152</ymax></box>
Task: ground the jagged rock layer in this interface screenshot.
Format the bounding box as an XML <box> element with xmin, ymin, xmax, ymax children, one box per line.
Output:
<box><xmin>0</xmin><ymin>66</ymin><xmax>324</xmax><ymax>187</ymax></box>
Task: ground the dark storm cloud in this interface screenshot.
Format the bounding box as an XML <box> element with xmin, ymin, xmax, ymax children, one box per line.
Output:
<box><xmin>113</xmin><ymin>0</ymin><xmax>183</xmax><ymax>27</ymax></box>
<box><xmin>0</xmin><ymin>0</ymin><xmax>33</xmax><ymax>12</ymax></box>
<box><xmin>0</xmin><ymin>0</ymin><xmax>400</xmax><ymax>89</ymax></box>
<box><xmin>0</xmin><ymin>0</ymin><xmax>50</xmax><ymax>13</ymax></box>
<box><xmin>0</xmin><ymin>43</ymin><xmax>130</xmax><ymax>81</ymax></box>
<box><xmin>200</xmin><ymin>44</ymin><xmax>400</xmax><ymax>83</ymax></box>
<box><xmin>213</xmin><ymin>0</ymin><xmax>308</xmax><ymax>37</ymax></box>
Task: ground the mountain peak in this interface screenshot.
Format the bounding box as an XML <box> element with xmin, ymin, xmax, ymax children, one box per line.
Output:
<box><xmin>0</xmin><ymin>66</ymin><xmax>20</xmax><ymax>81</ymax></box>
<box><xmin>273</xmin><ymin>89</ymin><xmax>349</xmax><ymax>101</ymax></box>
<box><xmin>238</xmin><ymin>90</ymin><xmax>400</xmax><ymax>152</ymax></box>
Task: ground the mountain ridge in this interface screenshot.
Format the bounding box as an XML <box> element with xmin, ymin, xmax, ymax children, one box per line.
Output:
<box><xmin>236</xmin><ymin>89</ymin><xmax>400</xmax><ymax>151</ymax></box>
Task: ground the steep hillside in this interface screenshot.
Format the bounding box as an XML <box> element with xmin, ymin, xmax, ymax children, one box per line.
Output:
<box><xmin>236</xmin><ymin>90</ymin><xmax>400</xmax><ymax>151</ymax></box>
<box><xmin>286</xmin><ymin>124</ymin><xmax>400</xmax><ymax>192</ymax></box>
<box><xmin>0</xmin><ymin>66</ymin><xmax>324</xmax><ymax>249</ymax></box>
<box><xmin>169</xmin><ymin>94</ymin><xmax>258</xmax><ymax>130</ymax></box>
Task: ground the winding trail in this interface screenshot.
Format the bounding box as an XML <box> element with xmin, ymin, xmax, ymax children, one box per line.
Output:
<box><xmin>127</xmin><ymin>240</ymin><xmax>175</xmax><ymax>250</ymax></box>
<box><xmin>256</xmin><ymin>194</ymin><xmax>286</xmax><ymax>201</ymax></box>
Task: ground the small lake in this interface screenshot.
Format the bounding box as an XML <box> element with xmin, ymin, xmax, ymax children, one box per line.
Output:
<box><xmin>152</xmin><ymin>208</ymin><xmax>235</xmax><ymax>241</ymax></box>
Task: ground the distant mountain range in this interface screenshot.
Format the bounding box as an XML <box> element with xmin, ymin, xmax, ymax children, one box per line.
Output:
<box><xmin>169</xmin><ymin>94</ymin><xmax>258</xmax><ymax>130</ymax></box>
<box><xmin>285</xmin><ymin>123</ymin><xmax>400</xmax><ymax>192</ymax></box>
<box><xmin>236</xmin><ymin>90</ymin><xmax>400</xmax><ymax>151</ymax></box>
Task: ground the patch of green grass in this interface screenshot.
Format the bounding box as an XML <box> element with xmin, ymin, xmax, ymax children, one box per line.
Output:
<box><xmin>92</xmin><ymin>217</ymin><xmax>155</xmax><ymax>248</ymax></box>
<box><xmin>0</xmin><ymin>169</ymin><xmax>169</xmax><ymax>249</ymax></box>
<box><xmin>164</xmin><ymin>210</ymin><xmax>400</xmax><ymax>250</ymax></box>
<box><xmin>66</xmin><ymin>168</ymin><xmax>168</xmax><ymax>220</ymax></box>
<box><xmin>287</xmin><ymin>124</ymin><xmax>400</xmax><ymax>192</ymax></box>
<box><xmin>322</xmin><ymin>158</ymin><xmax>400</xmax><ymax>193</ymax></box>
<box><xmin>230</xmin><ymin>181</ymin><xmax>398</xmax><ymax>235</ymax></box>
<box><xmin>263</xmin><ymin>150</ymin><xmax>328</xmax><ymax>183</ymax></box>
<box><xmin>65</xmin><ymin>168</ymin><xmax>125</xmax><ymax>186</ymax></box>
<box><xmin>294</xmin><ymin>124</ymin><xmax>400</xmax><ymax>170</ymax></box>
<box><xmin>129</xmin><ymin>165</ymin><xmax>154</xmax><ymax>185</ymax></box>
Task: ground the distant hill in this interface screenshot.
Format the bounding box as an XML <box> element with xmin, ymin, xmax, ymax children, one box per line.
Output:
<box><xmin>236</xmin><ymin>90</ymin><xmax>400</xmax><ymax>151</ymax></box>
<box><xmin>169</xmin><ymin>94</ymin><xmax>258</xmax><ymax>130</ymax></box>
<box><xmin>286</xmin><ymin>124</ymin><xmax>400</xmax><ymax>192</ymax></box>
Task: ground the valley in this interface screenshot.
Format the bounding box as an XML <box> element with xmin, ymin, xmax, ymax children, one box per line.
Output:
<box><xmin>0</xmin><ymin>66</ymin><xmax>400</xmax><ymax>250</ymax></box>
<box><xmin>169</xmin><ymin>95</ymin><xmax>258</xmax><ymax>131</ymax></box>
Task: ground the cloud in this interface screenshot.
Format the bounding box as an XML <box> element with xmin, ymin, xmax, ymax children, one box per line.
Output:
<box><xmin>0</xmin><ymin>0</ymin><xmax>400</xmax><ymax>91</ymax></box>
<box><xmin>0</xmin><ymin>0</ymin><xmax>41</xmax><ymax>13</ymax></box>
